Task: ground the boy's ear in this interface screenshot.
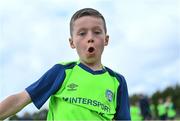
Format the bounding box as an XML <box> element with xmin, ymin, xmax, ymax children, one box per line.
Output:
<box><xmin>69</xmin><ymin>38</ymin><xmax>75</xmax><ymax>49</ymax></box>
<box><xmin>104</xmin><ymin>35</ymin><xmax>109</xmax><ymax>46</ymax></box>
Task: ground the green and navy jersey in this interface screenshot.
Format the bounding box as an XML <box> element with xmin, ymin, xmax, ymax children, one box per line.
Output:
<box><xmin>26</xmin><ymin>61</ymin><xmax>130</xmax><ymax>120</ymax></box>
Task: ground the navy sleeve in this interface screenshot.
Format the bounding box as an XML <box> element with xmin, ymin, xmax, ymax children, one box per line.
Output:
<box><xmin>25</xmin><ymin>64</ymin><xmax>65</xmax><ymax>109</ymax></box>
<box><xmin>114</xmin><ymin>74</ymin><xmax>131</xmax><ymax>120</ymax></box>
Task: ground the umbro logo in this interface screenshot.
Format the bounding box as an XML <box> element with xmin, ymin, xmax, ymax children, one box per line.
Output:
<box><xmin>67</xmin><ymin>83</ymin><xmax>78</xmax><ymax>91</ymax></box>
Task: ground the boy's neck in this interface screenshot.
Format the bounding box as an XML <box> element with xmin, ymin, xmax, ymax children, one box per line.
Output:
<box><xmin>80</xmin><ymin>61</ymin><xmax>103</xmax><ymax>71</ymax></box>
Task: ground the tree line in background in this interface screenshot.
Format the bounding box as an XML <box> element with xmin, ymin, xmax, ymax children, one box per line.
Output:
<box><xmin>9</xmin><ymin>83</ymin><xmax>180</xmax><ymax>120</ymax></box>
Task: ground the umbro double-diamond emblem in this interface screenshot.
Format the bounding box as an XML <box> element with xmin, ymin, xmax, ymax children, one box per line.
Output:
<box><xmin>67</xmin><ymin>83</ymin><xmax>78</xmax><ymax>91</ymax></box>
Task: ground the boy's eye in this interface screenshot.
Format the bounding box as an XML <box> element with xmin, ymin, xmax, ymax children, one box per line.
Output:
<box><xmin>94</xmin><ymin>31</ymin><xmax>101</xmax><ymax>34</ymax></box>
<box><xmin>78</xmin><ymin>32</ymin><xmax>86</xmax><ymax>36</ymax></box>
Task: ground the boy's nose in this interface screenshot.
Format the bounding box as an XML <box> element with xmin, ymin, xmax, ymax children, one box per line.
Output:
<box><xmin>87</xmin><ymin>32</ymin><xmax>94</xmax><ymax>43</ymax></box>
<box><xmin>88</xmin><ymin>39</ymin><xmax>94</xmax><ymax>43</ymax></box>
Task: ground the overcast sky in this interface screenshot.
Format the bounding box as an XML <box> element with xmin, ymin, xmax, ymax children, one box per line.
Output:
<box><xmin>0</xmin><ymin>0</ymin><xmax>179</xmax><ymax>116</ymax></box>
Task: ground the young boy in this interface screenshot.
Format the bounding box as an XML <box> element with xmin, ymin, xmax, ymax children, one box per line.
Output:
<box><xmin>0</xmin><ymin>8</ymin><xmax>131</xmax><ymax>120</ymax></box>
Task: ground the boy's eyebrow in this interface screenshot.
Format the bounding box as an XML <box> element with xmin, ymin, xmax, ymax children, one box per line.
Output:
<box><xmin>92</xmin><ymin>26</ymin><xmax>103</xmax><ymax>30</ymax></box>
<box><xmin>76</xmin><ymin>28</ymin><xmax>87</xmax><ymax>33</ymax></box>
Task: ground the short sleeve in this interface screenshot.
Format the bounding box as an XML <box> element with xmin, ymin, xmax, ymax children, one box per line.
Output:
<box><xmin>25</xmin><ymin>64</ymin><xmax>65</xmax><ymax>109</ymax></box>
<box><xmin>114</xmin><ymin>74</ymin><xmax>131</xmax><ymax>120</ymax></box>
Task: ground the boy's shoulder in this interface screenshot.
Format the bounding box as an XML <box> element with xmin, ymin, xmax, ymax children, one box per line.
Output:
<box><xmin>58</xmin><ymin>61</ymin><xmax>77</xmax><ymax>65</ymax></box>
<box><xmin>49</xmin><ymin>61</ymin><xmax>77</xmax><ymax>73</ymax></box>
<box><xmin>57</xmin><ymin>61</ymin><xmax>77</xmax><ymax>69</ymax></box>
<box><xmin>104</xmin><ymin>66</ymin><xmax>126</xmax><ymax>83</ymax></box>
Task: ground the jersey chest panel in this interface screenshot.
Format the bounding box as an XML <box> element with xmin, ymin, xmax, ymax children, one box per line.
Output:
<box><xmin>48</xmin><ymin>65</ymin><xmax>119</xmax><ymax>120</ymax></box>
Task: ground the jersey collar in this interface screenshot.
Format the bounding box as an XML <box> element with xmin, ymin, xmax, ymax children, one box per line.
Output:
<box><xmin>78</xmin><ymin>63</ymin><xmax>106</xmax><ymax>75</ymax></box>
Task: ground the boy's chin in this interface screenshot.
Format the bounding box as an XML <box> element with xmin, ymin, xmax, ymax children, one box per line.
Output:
<box><xmin>83</xmin><ymin>57</ymin><xmax>99</xmax><ymax>64</ymax></box>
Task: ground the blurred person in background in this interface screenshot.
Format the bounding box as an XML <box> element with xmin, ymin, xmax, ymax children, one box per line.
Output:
<box><xmin>130</xmin><ymin>101</ymin><xmax>142</xmax><ymax>121</ymax></box>
<box><xmin>139</xmin><ymin>94</ymin><xmax>152</xmax><ymax>120</ymax></box>
<box><xmin>165</xmin><ymin>96</ymin><xmax>176</xmax><ymax>120</ymax></box>
<box><xmin>157</xmin><ymin>98</ymin><xmax>167</xmax><ymax>120</ymax></box>
<box><xmin>149</xmin><ymin>98</ymin><xmax>156</xmax><ymax>119</ymax></box>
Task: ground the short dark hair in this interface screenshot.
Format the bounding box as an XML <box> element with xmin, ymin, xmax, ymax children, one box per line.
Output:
<box><xmin>70</xmin><ymin>8</ymin><xmax>107</xmax><ymax>37</ymax></box>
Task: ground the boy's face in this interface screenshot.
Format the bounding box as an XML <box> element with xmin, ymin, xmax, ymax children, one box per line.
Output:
<box><xmin>69</xmin><ymin>16</ymin><xmax>109</xmax><ymax>65</ymax></box>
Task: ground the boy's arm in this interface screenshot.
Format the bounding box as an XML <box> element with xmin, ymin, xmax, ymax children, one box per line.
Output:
<box><xmin>0</xmin><ymin>90</ymin><xmax>31</xmax><ymax>120</ymax></box>
<box><xmin>114</xmin><ymin>74</ymin><xmax>131</xmax><ymax>120</ymax></box>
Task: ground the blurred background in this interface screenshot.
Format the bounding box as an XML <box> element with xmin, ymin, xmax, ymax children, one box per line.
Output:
<box><xmin>0</xmin><ymin>0</ymin><xmax>179</xmax><ymax>120</ymax></box>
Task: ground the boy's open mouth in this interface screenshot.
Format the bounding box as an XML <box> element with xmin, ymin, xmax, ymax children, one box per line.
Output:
<box><xmin>88</xmin><ymin>47</ymin><xmax>95</xmax><ymax>53</ymax></box>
